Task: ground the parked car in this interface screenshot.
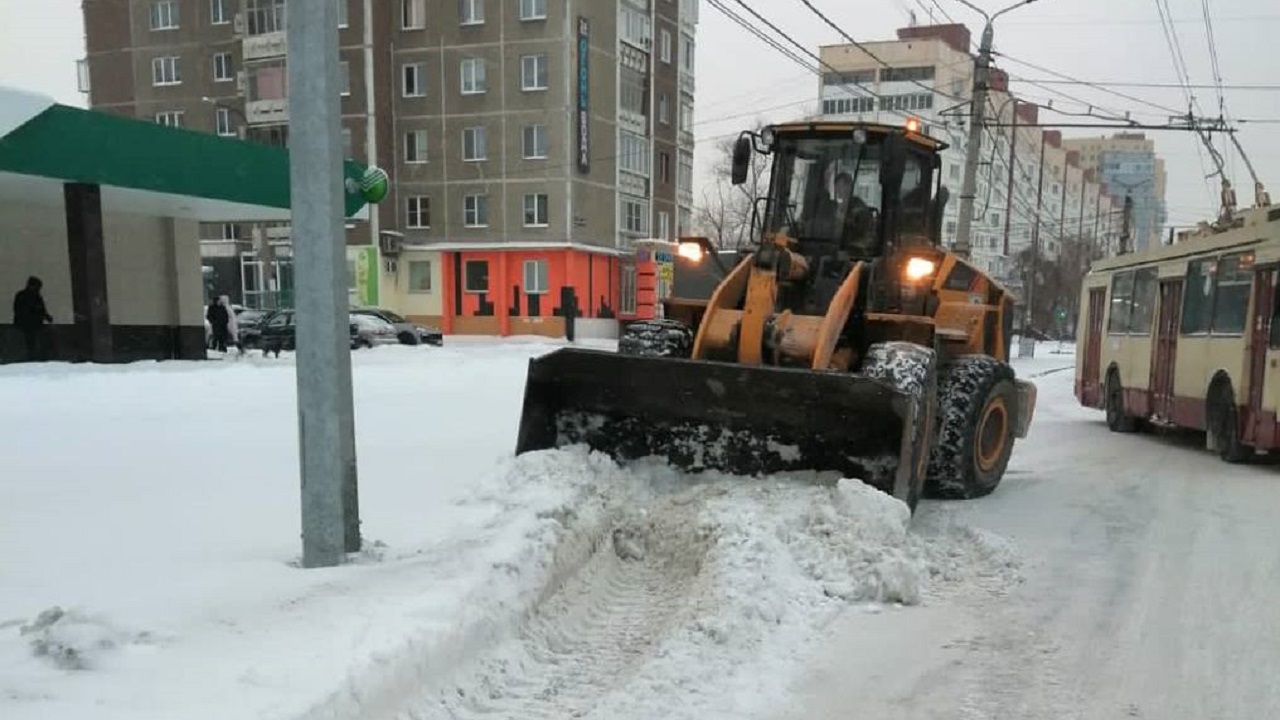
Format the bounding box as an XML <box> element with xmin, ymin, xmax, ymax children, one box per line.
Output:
<box><xmin>349</xmin><ymin>314</ymin><xmax>400</xmax><ymax>349</ymax></box>
<box><xmin>236</xmin><ymin>309</ymin><xmax>271</xmax><ymax>348</ymax></box>
<box><xmin>350</xmin><ymin>307</ymin><xmax>444</xmax><ymax>346</ymax></box>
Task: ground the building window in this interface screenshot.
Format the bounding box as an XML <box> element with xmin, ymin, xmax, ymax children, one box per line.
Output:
<box><xmin>342</xmin><ymin>125</ymin><xmax>353</xmax><ymax>156</ymax></box>
<box><xmin>152</xmin><ymin>56</ymin><xmax>182</xmax><ymax>85</ymax></box>
<box><xmin>880</xmin><ymin>65</ymin><xmax>936</xmax><ymax>83</ymax></box>
<box><xmin>459</xmin><ymin>0</ymin><xmax>484</xmax><ymax>25</ymax></box>
<box><xmin>621</xmin><ymin>197</ymin><xmax>648</xmax><ymax>234</ymax></box>
<box><xmin>402</xmin><ymin>62</ymin><xmax>426</xmax><ymax>96</ymax></box>
<box><xmin>337</xmin><ymin>0</ymin><xmax>349</xmax><ymax>28</ymax></box>
<box><xmin>462</xmin><ymin>126</ymin><xmax>486</xmax><ymax>161</ymax></box>
<box><xmin>213</xmin><ymin>52</ymin><xmax>234</xmax><ymax>82</ymax></box>
<box><xmin>339</xmin><ymin>60</ymin><xmax>351</xmax><ymax>96</ymax></box>
<box><xmin>658</xmin><ymin>152</ymin><xmax>671</xmax><ymax>184</ymax></box>
<box><xmin>523</xmin><ymin>259</ymin><xmax>549</xmax><ymax>294</ymax></box>
<box><xmin>523</xmin><ymin>193</ymin><xmax>549</xmax><ymax>227</ymax></box>
<box><xmin>155</xmin><ymin>111</ymin><xmax>183</xmax><ymax>127</ymax></box>
<box><xmin>520</xmin><ymin>54</ymin><xmax>548</xmax><ymax>91</ymax></box>
<box><xmin>621</xmin><ymin>265</ymin><xmax>637</xmax><ymax>314</ymax></box>
<box><xmin>661</xmin><ymin>29</ymin><xmax>672</xmax><ymax>63</ymax></box>
<box><xmin>464</xmin><ymin>260</ymin><xmax>489</xmax><ymax>292</ymax></box>
<box><xmin>464</xmin><ymin>194</ymin><xmax>489</xmax><ymax>227</ymax></box>
<box><xmin>822</xmin><ymin>96</ymin><xmax>875</xmax><ymax>115</ymax></box>
<box><xmin>659</xmin><ymin>93</ymin><xmax>670</xmax><ymax>125</ymax></box>
<box><xmin>406</xmin><ymin>196</ymin><xmax>430</xmax><ymax>228</ymax></box>
<box><xmin>215</xmin><ymin>107</ymin><xmax>234</xmax><ymax>136</ymax></box>
<box><xmin>519</xmin><ymin>0</ymin><xmax>546</xmax><ymax>20</ymax></box>
<box><xmin>522</xmin><ymin>124</ymin><xmax>548</xmax><ymax>159</ymax></box>
<box><xmin>619</xmin><ymin>131</ymin><xmax>649</xmax><ymax>177</ymax></box>
<box><xmin>460</xmin><ymin>57</ymin><xmax>486</xmax><ymax>94</ymax></box>
<box><xmin>402</xmin><ymin>0</ymin><xmax>426</xmax><ymax>29</ymax></box>
<box><xmin>404</xmin><ymin>129</ymin><xmax>428</xmax><ymax>162</ymax></box>
<box><xmin>210</xmin><ymin>0</ymin><xmax>230</xmax><ymax>25</ymax></box>
<box><xmin>408</xmin><ymin>260</ymin><xmax>433</xmax><ymax>293</ymax></box>
<box><xmin>679</xmin><ymin>96</ymin><xmax>693</xmax><ymax>132</ymax></box>
<box><xmin>150</xmin><ymin>1</ymin><xmax>179</xmax><ymax>30</ymax></box>
<box><xmin>658</xmin><ymin>211</ymin><xmax>670</xmax><ymax>240</ymax></box>
<box><xmin>246</xmin><ymin>0</ymin><xmax>286</xmax><ymax>35</ymax></box>
<box><xmin>677</xmin><ymin>150</ymin><xmax>693</xmax><ymax>192</ymax></box>
<box><xmin>620</xmin><ymin>7</ymin><xmax>651</xmax><ymax>48</ymax></box>
<box><xmin>680</xmin><ymin>33</ymin><xmax>695</xmax><ymax>73</ymax></box>
<box><xmin>620</xmin><ymin>66</ymin><xmax>645</xmax><ymax>115</ymax></box>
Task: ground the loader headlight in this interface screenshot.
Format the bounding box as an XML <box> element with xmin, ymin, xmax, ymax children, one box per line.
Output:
<box><xmin>904</xmin><ymin>257</ymin><xmax>937</xmax><ymax>282</ymax></box>
<box><xmin>677</xmin><ymin>241</ymin><xmax>705</xmax><ymax>262</ymax></box>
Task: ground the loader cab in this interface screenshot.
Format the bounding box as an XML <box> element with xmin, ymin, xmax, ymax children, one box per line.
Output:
<box><xmin>731</xmin><ymin>121</ymin><xmax>949</xmax><ymax>260</ymax></box>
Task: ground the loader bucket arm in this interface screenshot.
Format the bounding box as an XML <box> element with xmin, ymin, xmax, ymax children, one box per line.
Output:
<box><xmin>515</xmin><ymin>349</ymin><xmax>923</xmax><ymax>493</ymax></box>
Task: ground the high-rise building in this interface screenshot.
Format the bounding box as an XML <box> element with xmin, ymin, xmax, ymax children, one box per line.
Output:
<box><xmin>1062</xmin><ymin>134</ymin><xmax>1168</xmax><ymax>252</ymax></box>
<box><xmin>79</xmin><ymin>0</ymin><xmax>699</xmax><ymax>336</ymax></box>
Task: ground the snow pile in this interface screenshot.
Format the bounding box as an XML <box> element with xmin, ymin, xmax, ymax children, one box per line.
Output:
<box><xmin>8</xmin><ymin>608</ymin><xmax>156</xmax><ymax>673</ymax></box>
<box><xmin>388</xmin><ymin>461</ymin><xmax>1021</xmax><ymax>720</ymax></box>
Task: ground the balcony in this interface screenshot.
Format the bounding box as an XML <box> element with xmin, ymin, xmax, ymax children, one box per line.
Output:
<box><xmin>246</xmin><ymin>98</ymin><xmax>288</xmax><ymax>124</ymax></box>
<box><xmin>243</xmin><ymin>31</ymin><xmax>287</xmax><ymax>61</ymax></box>
<box><xmin>678</xmin><ymin>129</ymin><xmax>694</xmax><ymax>148</ymax></box>
<box><xmin>679</xmin><ymin>72</ymin><xmax>695</xmax><ymax>95</ymax></box>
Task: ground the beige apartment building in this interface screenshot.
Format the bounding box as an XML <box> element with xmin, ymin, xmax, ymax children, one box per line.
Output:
<box><xmin>79</xmin><ymin>0</ymin><xmax>699</xmax><ymax>335</ymax></box>
<box><xmin>816</xmin><ymin>23</ymin><xmax>1129</xmax><ymax>288</ymax></box>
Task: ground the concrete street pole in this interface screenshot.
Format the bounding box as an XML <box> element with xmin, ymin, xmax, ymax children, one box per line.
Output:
<box><xmin>953</xmin><ymin>0</ymin><xmax>1043</xmax><ymax>260</ymax></box>
<box><xmin>288</xmin><ymin>0</ymin><xmax>360</xmax><ymax>567</ymax></box>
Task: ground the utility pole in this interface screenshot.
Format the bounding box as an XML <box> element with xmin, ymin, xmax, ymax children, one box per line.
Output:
<box><xmin>289</xmin><ymin>0</ymin><xmax>361</xmax><ymax>568</ymax></box>
<box><xmin>1002</xmin><ymin>98</ymin><xmax>1018</xmax><ymax>257</ymax></box>
<box><xmin>1027</xmin><ymin>130</ymin><xmax>1047</xmax><ymax>330</ymax></box>
<box><xmin>953</xmin><ymin>0</ymin><xmax>1043</xmax><ymax>259</ymax></box>
<box><xmin>1120</xmin><ymin>194</ymin><xmax>1133</xmax><ymax>255</ymax></box>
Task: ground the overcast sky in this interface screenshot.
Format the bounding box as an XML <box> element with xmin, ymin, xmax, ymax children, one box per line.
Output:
<box><xmin>1</xmin><ymin>0</ymin><xmax>1274</xmax><ymax>232</ymax></box>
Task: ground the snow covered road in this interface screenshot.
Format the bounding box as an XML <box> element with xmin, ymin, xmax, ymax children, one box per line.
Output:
<box><xmin>5</xmin><ymin>340</ymin><xmax>1279</xmax><ymax>719</ymax></box>
<box><xmin>786</xmin><ymin>347</ymin><xmax>1280</xmax><ymax>719</ymax></box>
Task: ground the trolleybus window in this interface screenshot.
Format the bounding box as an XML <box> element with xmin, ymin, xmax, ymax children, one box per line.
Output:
<box><xmin>1181</xmin><ymin>257</ymin><xmax>1217</xmax><ymax>335</ymax></box>
<box><xmin>1130</xmin><ymin>267</ymin><xmax>1158</xmax><ymax>335</ymax></box>
<box><xmin>1108</xmin><ymin>270</ymin><xmax>1135</xmax><ymax>334</ymax></box>
<box><xmin>1210</xmin><ymin>252</ymin><xmax>1253</xmax><ymax>335</ymax></box>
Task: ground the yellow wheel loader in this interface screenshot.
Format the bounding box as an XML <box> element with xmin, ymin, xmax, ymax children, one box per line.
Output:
<box><xmin>515</xmin><ymin>121</ymin><xmax>1037</xmax><ymax>511</ymax></box>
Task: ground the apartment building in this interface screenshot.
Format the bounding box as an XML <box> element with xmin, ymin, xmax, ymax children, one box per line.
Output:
<box><xmin>1062</xmin><ymin>133</ymin><xmax>1168</xmax><ymax>252</ymax></box>
<box><xmin>815</xmin><ymin>23</ymin><xmax>1122</xmax><ymax>289</ymax></box>
<box><xmin>79</xmin><ymin>0</ymin><xmax>700</xmax><ymax>336</ymax></box>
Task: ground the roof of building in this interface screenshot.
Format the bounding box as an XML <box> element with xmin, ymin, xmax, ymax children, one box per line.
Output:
<box><xmin>0</xmin><ymin>86</ymin><xmax>371</xmax><ymax>222</ymax></box>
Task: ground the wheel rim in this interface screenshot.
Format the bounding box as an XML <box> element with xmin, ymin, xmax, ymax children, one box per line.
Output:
<box><xmin>976</xmin><ymin>396</ymin><xmax>1010</xmax><ymax>473</ymax></box>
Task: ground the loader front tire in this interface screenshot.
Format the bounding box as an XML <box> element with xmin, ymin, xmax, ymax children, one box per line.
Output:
<box><xmin>926</xmin><ymin>356</ymin><xmax>1017</xmax><ymax>500</ymax></box>
<box><xmin>861</xmin><ymin>341</ymin><xmax>938</xmax><ymax>513</ymax></box>
<box><xmin>618</xmin><ymin>318</ymin><xmax>694</xmax><ymax>358</ymax></box>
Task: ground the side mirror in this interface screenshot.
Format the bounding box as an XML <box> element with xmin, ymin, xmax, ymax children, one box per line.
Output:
<box><xmin>730</xmin><ymin>136</ymin><xmax>752</xmax><ymax>186</ymax></box>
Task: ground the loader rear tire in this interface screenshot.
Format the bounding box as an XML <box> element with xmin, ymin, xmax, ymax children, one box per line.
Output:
<box><xmin>926</xmin><ymin>356</ymin><xmax>1017</xmax><ymax>500</ymax></box>
<box><xmin>618</xmin><ymin>319</ymin><xmax>694</xmax><ymax>358</ymax></box>
<box><xmin>861</xmin><ymin>341</ymin><xmax>938</xmax><ymax>513</ymax></box>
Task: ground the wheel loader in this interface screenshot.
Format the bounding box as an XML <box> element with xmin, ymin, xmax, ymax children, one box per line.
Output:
<box><xmin>515</xmin><ymin>120</ymin><xmax>1037</xmax><ymax>510</ymax></box>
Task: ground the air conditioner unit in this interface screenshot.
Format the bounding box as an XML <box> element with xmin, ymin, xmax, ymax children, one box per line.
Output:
<box><xmin>233</xmin><ymin>12</ymin><xmax>245</xmax><ymax>36</ymax></box>
<box><xmin>379</xmin><ymin>233</ymin><xmax>404</xmax><ymax>256</ymax></box>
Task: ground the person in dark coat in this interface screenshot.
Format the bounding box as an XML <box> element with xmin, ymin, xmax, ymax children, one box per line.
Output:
<box><xmin>206</xmin><ymin>297</ymin><xmax>231</xmax><ymax>353</ymax></box>
<box><xmin>12</xmin><ymin>276</ymin><xmax>53</xmax><ymax>362</ymax></box>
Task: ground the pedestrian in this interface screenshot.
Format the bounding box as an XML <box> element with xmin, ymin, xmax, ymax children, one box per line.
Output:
<box><xmin>221</xmin><ymin>295</ymin><xmax>243</xmax><ymax>356</ymax></box>
<box><xmin>12</xmin><ymin>276</ymin><xmax>53</xmax><ymax>362</ymax></box>
<box><xmin>206</xmin><ymin>297</ymin><xmax>230</xmax><ymax>353</ymax></box>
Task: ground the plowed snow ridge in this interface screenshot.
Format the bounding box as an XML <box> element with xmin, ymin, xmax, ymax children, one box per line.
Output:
<box><xmin>383</xmin><ymin>452</ymin><xmax>1021</xmax><ymax>720</ymax></box>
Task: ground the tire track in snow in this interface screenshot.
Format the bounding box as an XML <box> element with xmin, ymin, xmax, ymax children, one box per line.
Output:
<box><xmin>416</xmin><ymin>500</ymin><xmax>713</xmax><ymax>719</ymax></box>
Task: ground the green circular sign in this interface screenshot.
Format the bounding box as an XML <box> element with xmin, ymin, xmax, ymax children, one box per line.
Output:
<box><xmin>358</xmin><ymin>166</ymin><xmax>389</xmax><ymax>204</ymax></box>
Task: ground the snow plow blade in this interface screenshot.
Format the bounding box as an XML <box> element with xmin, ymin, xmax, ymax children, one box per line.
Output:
<box><xmin>515</xmin><ymin>349</ymin><xmax>925</xmax><ymax>497</ymax></box>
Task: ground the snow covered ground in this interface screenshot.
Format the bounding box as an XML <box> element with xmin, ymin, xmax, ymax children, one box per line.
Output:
<box><xmin>4</xmin><ymin>338</ymin><xmax>1070</xmax><ymax>719</ymax></box>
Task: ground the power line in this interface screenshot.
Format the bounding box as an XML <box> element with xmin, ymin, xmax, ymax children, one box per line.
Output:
<box><xmin>994</xmin><ymin>52</ymin><xmax>1182</xmax><ymax>115</ymax></box>
<box><xmin>1006</xmin><ymin>78</ymin><xmax>1280</xmax><ymax>92</ymax></box>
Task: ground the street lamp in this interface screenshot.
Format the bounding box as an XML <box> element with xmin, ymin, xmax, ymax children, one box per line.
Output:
<box><xmin>950</xmin><ymin>0</ymin><xmax>1046</xmax><ymax>261</ymax></box>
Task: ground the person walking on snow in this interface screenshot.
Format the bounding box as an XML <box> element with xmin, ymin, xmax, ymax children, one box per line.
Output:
<box><xmin>206</xmin><ymin>297</ymin><xmax>230</xmax><ymax>353</ymax></box>
<box><xmin>12</xmin><ymin>276</ymin><xmax>53</xmax><ymax>362</ymax></box>
<box><xmin>221</xmin><ymin>295</ymin><xmax>242</xmax><ymax>356</ymax></box>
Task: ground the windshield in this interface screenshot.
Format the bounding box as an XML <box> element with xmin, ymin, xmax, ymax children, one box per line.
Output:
<box><xmin>766</xmin><ymin>134</ymin><xmax>929</xmax><ymax>255</ymax></box>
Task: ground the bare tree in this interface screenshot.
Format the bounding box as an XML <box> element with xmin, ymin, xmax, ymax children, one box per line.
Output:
<box><xmin>1013</xmin><ymin>233</ymin><xmax>1098</xmax><ymax>335</ymax></box>
<box><xmin>694</xmin><ymin>122</ymin><xmax>772</xmax><ymax>250</ymax></box>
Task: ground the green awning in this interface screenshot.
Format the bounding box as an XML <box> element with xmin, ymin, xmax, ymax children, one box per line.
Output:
<box><xmin>0</xmin><ymin>87</ymin><xmax>370</xmax><ymax>221</ymax></box>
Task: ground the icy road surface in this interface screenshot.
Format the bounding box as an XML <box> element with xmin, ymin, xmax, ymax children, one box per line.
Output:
<box><xmin>785</xmin><ymin>353</ymin><xmax>1280</xmax><ymax>719</ymax></box>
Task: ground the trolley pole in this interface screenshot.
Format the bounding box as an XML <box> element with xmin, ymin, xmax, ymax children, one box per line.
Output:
<box><xmin>289</xmin><ymin>0</ymin><xmax>361</xmax><ymax>568</ymax></box>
